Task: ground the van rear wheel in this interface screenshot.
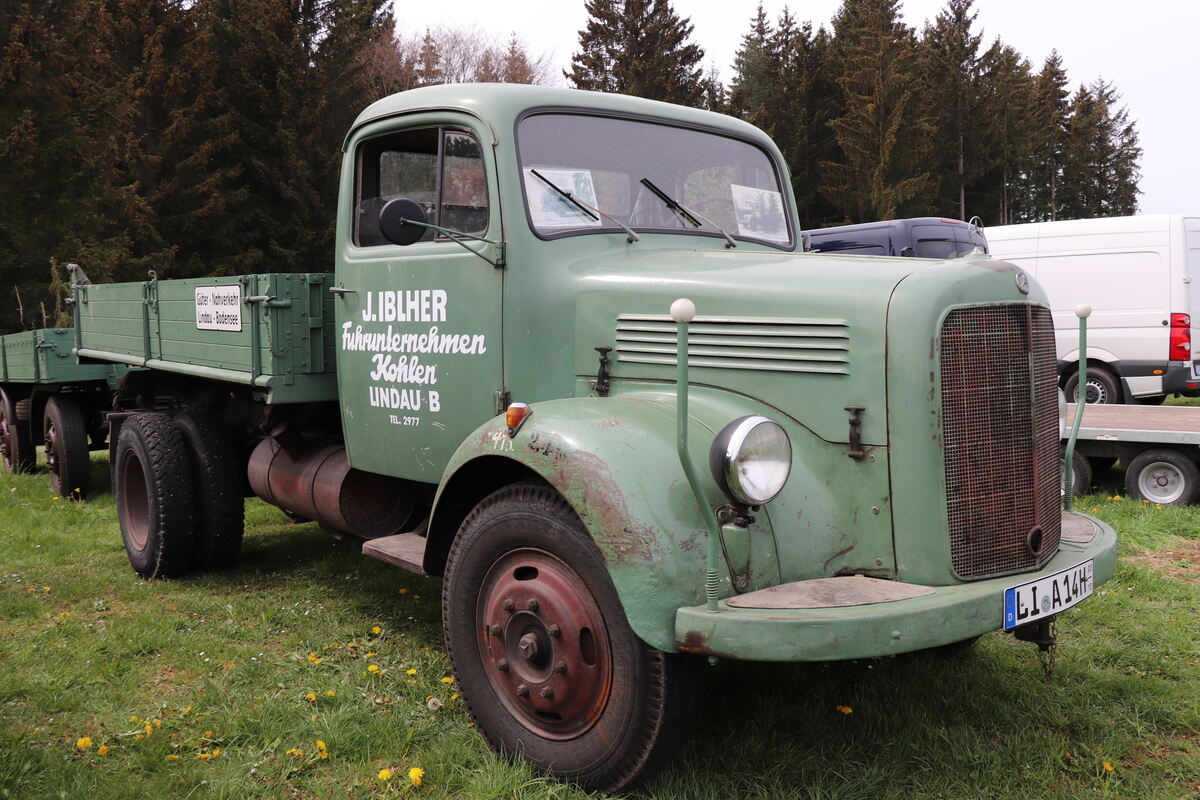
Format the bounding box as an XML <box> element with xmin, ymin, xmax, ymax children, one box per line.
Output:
<box><xmin>1063</xmin><ymin>366</ymin><xmax>1120</xmax><ymax>405</ymax></box>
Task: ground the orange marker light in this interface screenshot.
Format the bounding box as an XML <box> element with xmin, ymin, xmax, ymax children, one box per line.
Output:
<box><xmin>506</xmin><ymin>402</ymin><xmax>530</xmax><ymax>433</ymax></box>
<box><xmin>1153</xmin><ymin>369</ymin><xmax>1164</xmax><ymax>375</ymax></box>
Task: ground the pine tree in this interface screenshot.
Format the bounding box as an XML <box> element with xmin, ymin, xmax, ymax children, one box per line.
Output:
<box><xmin>973</xmin><ymin>41</ymin><xmax>1034</xmax><ymax>224</ymax></box>
<box><xmin>566</xmin><ymin>0</ymin><xmax>706</xmax><ymax>105</ymax></box>
<box><xmin>415</xmin><ymin>30</ymin><xmax>443</xmax><ymax>85</ymax></box>
<box><xmin>1028</xmin><ymin>52</ymin><xmax>1070</xmax><ymax>220</ymax></box>
<box><xmin>821</xmin><ymin>0</ymin><xmax>935</xmax><ymax>221</ymax></box>
<box><xmin>1060</xmin><ymin>80</ymin><xmax>1141</xmax><ymax>219</ymax></box>
<box><xmin>920</xmin><ymin>0</ymin><xmax>985</xmax><ymax>220</ymax></box>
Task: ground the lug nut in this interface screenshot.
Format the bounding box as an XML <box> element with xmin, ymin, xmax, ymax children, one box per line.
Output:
<box><xmin>526</xmin><ymin>598</ymin><xmax>539</xmax><ymax>612</ymax></box>
<box><xmin>539</xmin><ymin>686</ymin><xmax>554</xmax><ymax>699</ymax></box>
<box><xmin>553</xmin><ymin>660</ymin><xmax>567</xmax><ymax>674</ymax></box>
<box><xmin>501</xmin><ymin>599</ymin><xmax>515</xmax><ymax>612</ymax></box>
<box><xmin>516</xmin><ymin>684</ymin><xmax>529</xmax><ymax>697</ymax></box>
<box><xmin>496</xmin><ymin>659</ymin><xmax>509</xmax><ymax>672</ymax></box>
<box><xmin>547</xmin><ymin>624</ymin><xmax>561</xmax><ymax>638</ymax></box>
<box><xmin>488</xmin><ymin>624</ymin><xmax>502</xmax><ymax>637</ymax></box>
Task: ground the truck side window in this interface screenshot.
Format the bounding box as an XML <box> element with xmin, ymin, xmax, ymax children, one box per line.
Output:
<box><xmin>355</xmin><ymin>127</ymin><xmax>488</xmax><ymax>247</ymax></box>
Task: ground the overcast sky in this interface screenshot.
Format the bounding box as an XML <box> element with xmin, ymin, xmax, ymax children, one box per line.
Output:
<box><xmin>395</xmin><ymin>0</ymin><xmax>1198</xmax><ymax>217</ymax></box>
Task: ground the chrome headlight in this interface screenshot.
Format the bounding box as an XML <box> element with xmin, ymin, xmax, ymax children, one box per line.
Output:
<box><xmin>709</xmin><ymin>415</ymin><xmax>792</xmax><ymax>505</ymax></box>
<box><xmin>1058</xmin><ymin>388</ymin><xmax>1067</xmax><ymax>439</ymax></box>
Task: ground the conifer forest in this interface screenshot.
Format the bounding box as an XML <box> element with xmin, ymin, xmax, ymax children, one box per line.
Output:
<box><xmin>0</xmin><ymin>0</ymin><xmax>1142</xmax><ymax>333</ymax></box>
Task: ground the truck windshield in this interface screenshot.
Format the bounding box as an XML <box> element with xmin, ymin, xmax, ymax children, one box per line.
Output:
<box><xmin>517</xmin><ymin>113</ymin><xmax>792</xmax><ymax>248</ymax></box>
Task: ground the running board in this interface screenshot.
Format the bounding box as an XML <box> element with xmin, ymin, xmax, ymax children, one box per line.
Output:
<box><xmin>362</xmin><ymin>532</ymin><xmax>428</xmax><ymax>575</ymax></box>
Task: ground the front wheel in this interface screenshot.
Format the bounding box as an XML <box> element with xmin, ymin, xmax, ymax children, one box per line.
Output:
<box><xmin>1125</xmin><ymin>448</ymin><xmax>1200</xmax><ymax>505</ymax></box>
<box><xmin>442</xmin><ymin>483</ymin><xmax>699</xmax><ymax>793</ymax></box>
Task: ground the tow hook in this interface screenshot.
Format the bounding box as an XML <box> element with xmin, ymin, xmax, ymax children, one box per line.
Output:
<box><xmin>1013</xmin><ymin>615</ymin><xmax>1058</xmax><ymax>678</ymax></box>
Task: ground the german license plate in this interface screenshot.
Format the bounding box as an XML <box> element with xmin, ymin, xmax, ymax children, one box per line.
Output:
<box><xmin>1003</xmin><ymin>559</ymin><xmax>1094</xmax><ymax>630</ymax></box>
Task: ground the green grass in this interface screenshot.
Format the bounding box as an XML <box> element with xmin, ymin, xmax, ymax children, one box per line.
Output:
<box><xmin>0</xmin><ymin>456</ymin><xmax>1197</xmax><ymax>799</ymax></box>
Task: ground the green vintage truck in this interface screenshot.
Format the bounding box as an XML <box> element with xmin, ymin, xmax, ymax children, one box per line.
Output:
<box><xmin>50</xmin><ymin>84</ymin><xmax>1118</xmax><ymax>791</ymax></box>
<box><xmin>0</xmin><ymin>327</ymin><xmax>127</xmax><ymax>496</ymax></box>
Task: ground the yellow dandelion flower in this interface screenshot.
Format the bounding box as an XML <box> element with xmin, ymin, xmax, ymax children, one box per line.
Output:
<box><xmin>409</xmin><ymin>766</ymin><xmax>424</xmax><ymax>786</ymax></box>
<box><xmin>367</xmin><ymin>664</ymin><xmax>380</xmax><ymax>673</ymax></box>
<box><xmin>316</xmin><ymin>739</ymin><xmax>327</xmax><ymax>750</ymax></box>
<box><xmin>398</xmin><ymin>588</ymin><xmax>408</xmax><ymax>594</ymax></box>
<box><xmin>58</xmin><ymin>611</ymin><xmax>70</xmax><ymax>617</ymax></box>
<box><xmin>346</xmin><ymin>642</ymin><xmax>359</xmax><ymax>648</ymax></box>
<box><xmin>76</xmin><ymin>736</ymin><xmax>93</xmax><ymax>750</ymax></box>
<box><xmin>42</xmin><ymin>585</ymin><xmax>50</xmax><ymax>591</ymax></box>
<box><xmin>165</xmin><ymin>754</ymin><xmax>180</xmax><ymax>761</ymax></box>
<box><xmin>371</xmin><ymin>625</ymin><xmax>382</xmax><ymax>634</ymax></box>
<box><xmin>378</xmin><ymin>768</ymin><xmax>394</xmax><ymax>781</ymax></box>
<box><xmin>213</xmin><ymin>748</ymin><xmax>221</xmax><ymax>756</ymax></box>
<box><xmin>413</xmin><ymin>594</ymin><xmax>421</xmax><ymax>599</ymax></box>
<box><xmin>202</xmin><ymin>730</ymin><xmax>212</xmax><ymax>738</ymax></box>
<box><xmin>366</xmin><ymin>652</ymin><xmax>376</xmax><ymax>658</ymax></box>
<box><xmin>152</xmin><ymin>719</ymin><xmax>162</xmax><ymax>728</ymax></box>
<box><xmin>305</xmin><ymin>692</ymin><xmax>317</xmax><ymax>702</ymax></box>
<box><xmin>183</xmin><ymin>706</ymin><xmax>192</xmax><ymax>714</ymax></box>
<box><xmin>406</xmin><ymin>668</ymin><xmax>417</xmax><ymax>676</ymax></box>
<box><xmin>836</xmin><ymin>705</ymin><xmax>853</xmax><ymax>715</ymax></box>
<box><xmin>1103</xmin><ymin>761</ymin><xmax>1114</xmax><ymax>773</ymax></box>
<box><xmin>129</xmin><ymin>716</ymin><xmax>139</xmax><ymax>723</ymax></box>
<box><xmin>440</xmin><ymin>676</ymin><xmax>454</xmax><ymax>684</ymax></box>
<box><xmin>286</xmin><ymin>747</ymin><xmax>304</xmax><ymax>758</ymax></box>
<box><xmin>97</xmin><ymin>745</ymin><xmax>111</xmax><ymax>756</ymax></box>
<box><xmin>52</xmin><ymin>497</ymin><xmax>60</xmax><ymax>500</ymax></box>
<box><xmin>197</xmin><ymin>753</ymin><xmax>212</xmax><ymax>761</ymax></box>
<box><xmin>134</xmin><ymin>734</ymin><xmax>144</xmax><ymax>741</ymax></box>
<box><xmin>325</xmin><ymin>690</ymin><xmax>336</xmax><ymax>696</ymax></box>
<box><xmin>310</xmin><ymin>714</ymin><xmax>318</xmax><ymax>721</ymax></box>
<box><xmin>451</xmin><ymin>693</ymin><xmax>459</xmax><ymax>700</ymax></box>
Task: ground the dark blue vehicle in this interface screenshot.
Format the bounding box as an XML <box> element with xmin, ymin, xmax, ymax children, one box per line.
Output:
<box><xmin>804</xmin><ymin>217</ymin><xmax>987</xmax><ymax>258</ymax></box>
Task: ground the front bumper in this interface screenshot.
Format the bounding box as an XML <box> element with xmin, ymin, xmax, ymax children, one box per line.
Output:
<box><xmin>674</xmin><ymin>511</ymin><xmax>1117</xmax><ymax>661</ymax></box>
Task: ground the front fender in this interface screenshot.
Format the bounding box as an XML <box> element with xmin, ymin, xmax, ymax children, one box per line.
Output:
<box><xmin>429</xmin><ymin>391</ymin><xmax>778</xmax><ymax>652</ymax></box>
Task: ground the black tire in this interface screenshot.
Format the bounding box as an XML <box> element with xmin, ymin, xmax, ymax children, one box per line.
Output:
<box><xmin>1063</xmin><ymin>450</ymin><xmax>1092</xmax><ymax>498</ymax></box>
<box><xmin>173</xmin><ymin>412</ymin><xmax>245</xmax><ymax>571</ymax></box>
<box><xmin>443</xmin><ymin>483</ymin><xmax>700</xmax><ymax>793</ymax></box>
<box><xmin>1125</xmin><ymin>448</ymin><xmax>1200</xmax><ymax>505</ymax></box>
<box><xmin>1088</xmin><ymin>456</ymin><xmax>1118</xmax><ymax>474</ymax></box>
<box><xmin>115</xmin><ymin>413</ymin><xmax>197</xmax><ymax>579</ymax></box>
<box><xmin>1062</xmin><ymin>365</ymin><xmax>1120</xmax><ymax>404</ymax></box>
<box><xmin>0</xmin><ymin>389</ymin><xmax>34</xmax><ymax>473</ymax></box>
<box><xmin>43</xmin><ymin>395</ymin><xmax>92</xmax><ymax>499</ymax></box>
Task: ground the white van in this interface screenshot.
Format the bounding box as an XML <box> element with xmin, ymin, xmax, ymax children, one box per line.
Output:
<box><xmin>986</xmin><ymin>215</ymin><xmax>1200</xmax><ymax>403</ymax></box>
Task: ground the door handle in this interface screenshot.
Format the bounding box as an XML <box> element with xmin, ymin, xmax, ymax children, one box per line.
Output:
<box><xmin>329</xmin><ymin>285</ymin><xmax>356</xmax><ymax>295</ymax></box>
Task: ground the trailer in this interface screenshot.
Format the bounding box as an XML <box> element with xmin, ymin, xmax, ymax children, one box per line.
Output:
<box><xmin>1067</xmin><ymin>402</ymin><xmax>1200</xmax><ymax>503</ymax></box>
<box><xmin>0</xmin><ymin>327</ymin><xmax>128</xmax><ymax>497</ymax></box>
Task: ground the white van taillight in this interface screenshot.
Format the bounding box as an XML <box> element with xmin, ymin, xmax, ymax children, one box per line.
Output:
<box><xmin>1170</xmin><ymin>313</ymin><xmax>1191</xmax><ymax>359</ymax></box>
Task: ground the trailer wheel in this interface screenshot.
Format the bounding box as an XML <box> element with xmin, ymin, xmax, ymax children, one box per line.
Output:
<box><xmin>1125</xmin><ymin>449</ymin><xmax>1200</xmax><ymax>505</ymax></box>
<box><xmin>44</xmin><ymin>395</ymin><xmax>92</xmax><ymax>499</ymax></box>
<box><xmin>1063</xmin><ymin>365</ymin><xmax>1120</xmax><ymax>405</ymax></box>
<box><xmin>115</xmin><ymin>413</ymin><xmax>197</xmax><ymax>579</ymax></box>
<box><xmin>1088</xmin><ymin>456</ymin><xmax>1117</xmax><ymax>474</ymax></box>
<box><xmin>173</xmin><ymin>412</ymin><xmax>244</xmax><ymax>571</ymax></box>
<box><xmin>0</xmin><ymin>389</ymin><xmax>34</xmax><ymax>473</ymax></box>
<box><xmin>1062</xmin><ymin>450</ymin><xmax>1092</xmax><ymax>498</ymax></box>
<box><xmin>443</xmin><ymin>483</ymin><xmax>699</xmax><ymax>793</ymax></box>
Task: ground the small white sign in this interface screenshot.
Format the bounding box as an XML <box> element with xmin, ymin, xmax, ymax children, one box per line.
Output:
<box><xmin>524</xmin><ymin>168</ymin><xmax>602</xmax><ymax>229</ymax></box>
<box><xmin>195</xmin><ymin>285</ymin><xmax>242</xmax><ymax>331</ymax></box>
<box><xmin>731</xmin><ymin>184</ymin><xmax>789</xmax><ymax>243</ymax></box>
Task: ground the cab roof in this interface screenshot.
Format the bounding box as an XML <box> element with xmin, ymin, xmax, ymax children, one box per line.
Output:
<box><xmin>344</xmin><ymin>83</ymin><xmax>769</xmax><ymax>151</ymax></box>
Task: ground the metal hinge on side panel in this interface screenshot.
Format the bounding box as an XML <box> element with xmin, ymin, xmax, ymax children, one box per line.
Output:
<box><xmin>494</xmin><ymin>390</ymin><xmax>511</xmax><ymax>415</ymax></box>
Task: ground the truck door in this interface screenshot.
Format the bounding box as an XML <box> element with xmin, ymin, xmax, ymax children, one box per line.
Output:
<box><xmin>335</xmin><ymin>119</ymin><xmax>503</xmax><ymax>482</ymax></box>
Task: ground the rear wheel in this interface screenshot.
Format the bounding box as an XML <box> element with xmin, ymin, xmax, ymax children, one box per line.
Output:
<box><xmin>115</xmin><ymin>413</ymin><xmax>197</xmax><ymax>579</ymax></box>
<box><xmin>443</xmin><ymin>483</ymin><xmax>699</xmax><ymax>793</ymax></box>
<box><xmin>1125</xmin><ymin>448</ymin><xmax>1200</xmax><ymax>505</ymax></box>
<box><xmin>173</xmin><ymin>412</ymin><xmax>244</xmax><ymax>570</ymax></box>
<box><xmin>44</xmin><ymin>395</ymin><xmax>91</xmax><ymax>498</ymax></box>
<box><xmin>1063</xmin><ymin>366</ymin><xmax>1120</xmax><ymax>405</ymax></box>
<box><xmin>0</xmin><ymin>389</ymin><xmax>33</xmax><ymax>473</ymax></box>
<box><xmin>1064</xmin><ymin>450</ymin><xmax>1092</xmax><ymax>498</ymax></box>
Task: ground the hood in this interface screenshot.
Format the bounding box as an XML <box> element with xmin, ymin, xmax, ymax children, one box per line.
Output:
<box><xmin>571</xmin><ymin>248</ymin><xmax>929</xmax><ymax>446</ymax></box>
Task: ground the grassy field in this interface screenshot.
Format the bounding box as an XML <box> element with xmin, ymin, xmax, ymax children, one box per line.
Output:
<box><xmin>0</xmin><ymin>456</ymin><xmax>1197</xmax><ymax>799</ymax></box>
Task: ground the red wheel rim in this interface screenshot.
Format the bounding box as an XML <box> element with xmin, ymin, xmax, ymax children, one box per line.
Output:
<box><xmin>0</xmin><ymin>406</ymin><xmax>13</xmax><ymax>471</ymax></box>
<box><xmin>44</xmin><ymin>421</ymin><xmax>60</xmax><ymax>481</ymax></box>
<box><xmin>476</xmin><ymin>548</ymin><xmax>612</xmax><ymax>740</ymax></box>
<box><xmin>120</xmin><ymin>452</ymin><xmax>151</xmax><ymax>550</ymax></box>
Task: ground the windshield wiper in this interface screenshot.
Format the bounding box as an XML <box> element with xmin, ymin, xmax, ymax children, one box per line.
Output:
<box><xmin>528</xmin><ymin>169</ymin><xmax>639</xmax><ymax>243</ymax></box>
<box><xmin>639</xmin><ymin>178</ymin><xmax>737</xmax><ymax>249</ymax></box>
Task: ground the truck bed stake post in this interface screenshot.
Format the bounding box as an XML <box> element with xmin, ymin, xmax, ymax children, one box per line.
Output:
<box><xmin>1064</xmin><ymin>303</ymin><xmax>1092</xmax><ymax>509</ymax></box>
<box><xmin>671</xmin><ymin>298</ymin><xmax>723</xmax><ymax>613</ymax></box>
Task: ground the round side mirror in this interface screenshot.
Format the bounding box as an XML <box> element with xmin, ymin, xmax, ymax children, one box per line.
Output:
<box><xmin>379</xmin><ymin>198</ymin><xmax>429</xmax><ymax>246</ymax></box>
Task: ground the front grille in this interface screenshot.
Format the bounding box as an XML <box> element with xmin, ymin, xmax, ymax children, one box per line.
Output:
<box><xmin>940</xmin><ymin>305</ymin><xmax>1060</xmax><ymax>579</ymax></box>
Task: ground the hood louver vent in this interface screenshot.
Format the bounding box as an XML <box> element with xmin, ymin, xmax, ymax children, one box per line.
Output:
<box><xmin>614</xmin><ymin>314</ymin><xmax>850</xmax><ymax>375</ymax></box>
